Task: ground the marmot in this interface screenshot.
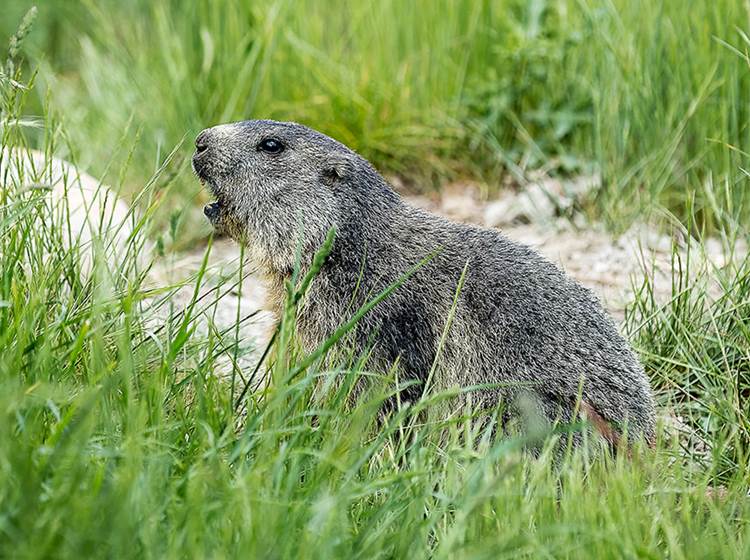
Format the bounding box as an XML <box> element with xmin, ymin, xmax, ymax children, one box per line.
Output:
<box><xmin>192</xmin><ymin>120</ymin><xmax>656</xmax><ymax>446</ymax></box>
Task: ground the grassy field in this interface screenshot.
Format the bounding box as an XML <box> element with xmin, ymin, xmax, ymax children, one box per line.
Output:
<box><xmin>4</xmin><ymin>0</ymin><xmax>750</xmax><ymax>235</ymax></box>
<box><xmin>2</xmin><ymin>3</ymin><xmax>750</xmax><ymax>558</ymax></box>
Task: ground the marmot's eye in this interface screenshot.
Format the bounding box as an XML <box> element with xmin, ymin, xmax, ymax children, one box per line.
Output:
<box><xmin>257</xmin><ymin>138</ymin><xmax>284</xmax><ymax>154</ymax></box>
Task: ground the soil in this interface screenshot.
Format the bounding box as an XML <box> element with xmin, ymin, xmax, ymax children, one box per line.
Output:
<box><xmin>154</xmin><ymin>178</ymin><xmax>720</xmax><ymax>368</ymax></box>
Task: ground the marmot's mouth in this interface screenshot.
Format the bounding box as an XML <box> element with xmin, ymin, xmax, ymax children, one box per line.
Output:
<box><xmin>194</xmin><ymin>161</ymin><xmax>224</xmax><ymax>227</ymax></box>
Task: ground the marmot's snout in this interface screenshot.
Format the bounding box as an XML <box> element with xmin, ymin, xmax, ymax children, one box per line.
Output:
<box><xmin>192</xmin><ymin>128</ymin><xmax>216</xmax><ymax>183</ymax></box>
<box><xmin>193</xmin><ymin>127</ymin><xmax>230</xmax><ymax>228</ymax></box>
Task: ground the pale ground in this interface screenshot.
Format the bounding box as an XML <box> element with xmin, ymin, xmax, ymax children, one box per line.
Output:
<box><xmin>156</xmin><ymin>178</ymin><xmax>745</xmax><ymax>454</ymax></box>
<box><xmin>151</xmin><ymin>176</ymin><xmax>712</xmax><ymax>397</ymax></box>
<box><xmin>1</xmin><ymin>149</ymin><xmax>716</xmax><ymax>340</ymax></box>
<box><xmin>8</xmin><ymin>148</ymin><xmax>745</xmax><ymax>459</ymax></box>
<box><xmin>9</xmin><ymin>153</ymin><xmax>741</xmax><ymax>452</ymax></box>
<box><xmin>5</xmin><ymin>150</ymin><xmax>734</xmax><ymax>363</ymax></box>
<box><xmin>158</xmin><ymin>176</ymin><xmax>692</xmax><ymax>355</ymax></box>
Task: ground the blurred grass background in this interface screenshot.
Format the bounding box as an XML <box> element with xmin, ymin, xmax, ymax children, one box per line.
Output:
<box><xmin>4</xmin><ymin>0</ymin><xmax>750</xmax><ymax>236</ymax></box>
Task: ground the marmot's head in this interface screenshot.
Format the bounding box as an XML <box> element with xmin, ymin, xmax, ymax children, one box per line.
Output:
<box><xmin>193</xmin><ymin>120</ymin><xmax>376</xmax><ymax>273</ymax></box>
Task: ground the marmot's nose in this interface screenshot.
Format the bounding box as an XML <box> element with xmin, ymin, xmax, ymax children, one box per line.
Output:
<box><xmin>194</xmin><ymin>130</ymin><xmax>211</xmax><ymax>155</ymax></box>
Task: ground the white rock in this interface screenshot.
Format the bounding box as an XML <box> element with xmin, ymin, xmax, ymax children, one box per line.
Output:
<box><xmin>0</xmin><ymin>147</ymin><xmax>147</xmax><ymax>276</ymax></box>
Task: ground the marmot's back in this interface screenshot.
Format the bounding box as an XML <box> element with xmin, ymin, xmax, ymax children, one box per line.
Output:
<box><xmin>333</xmin><ymin>206</ymin><xmax>656</xmax><ymax>442</ymax></box>
<box><xmin>446</xmin><ymin>219</ymin><xmax>654</xmax><ymax>441</ymax></box>
<box><xmin>192</xmin><ymin>119</ymin><xmax>656</xmax><ymax>446</ymax></box>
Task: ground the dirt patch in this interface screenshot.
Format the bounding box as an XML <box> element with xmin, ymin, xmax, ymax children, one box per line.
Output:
<box><xmin>407</xmin><ymin>182</ymin><xmax>678</xmax><ymax>322</ymax></box>
<box><xmin>154</xmin><ymin>179</ymin><xmax>742</xmax><ymax>371</ymax></box>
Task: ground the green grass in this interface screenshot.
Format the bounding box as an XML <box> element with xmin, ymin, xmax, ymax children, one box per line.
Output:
<box><xmin>627</xmin><ymin>222</ymin><xmax>750</xmax><ymax>482</ymax></box>
<box><xmin>3</xmin><ymin>5</ymin><xmax>750</xmax><ymax>559</ymax></box>
<box><xmin>4</xmin><ymin>0</ymin><xmax>750</xmax><ymax>236</ymax></box>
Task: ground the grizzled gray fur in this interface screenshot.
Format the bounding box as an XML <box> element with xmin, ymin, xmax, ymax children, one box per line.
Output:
<box><xmin>193</xmin><ymin>119</ymin><xmax>656</xmax><ymax>445</ymax></box>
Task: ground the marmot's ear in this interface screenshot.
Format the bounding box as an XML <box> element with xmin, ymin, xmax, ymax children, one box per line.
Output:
<box><xmin>320</xmin><ymin>155</ymin><xmax>353</xmax><ymax>187</ymax></box>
